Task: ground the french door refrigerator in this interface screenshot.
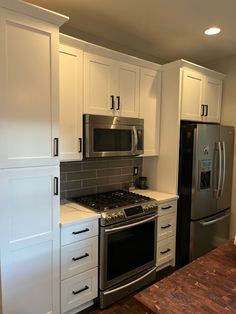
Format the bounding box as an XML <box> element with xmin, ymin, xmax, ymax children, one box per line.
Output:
<box><xmin>176</xmin><ymin>122</ymin><xmax>234</xmax><ymax>268</ymax></box>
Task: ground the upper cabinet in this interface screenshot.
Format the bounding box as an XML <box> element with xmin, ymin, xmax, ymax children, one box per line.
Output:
<box><xmin>0</xmin><ymin>7</ymin><xmax>67</xmax><ymax>168</ymax></box>
<box><xmin>181</xmin><ymin>69</ymin><xmax>223</xmax><ymax>123</ymax></box>
<box><xmin>84</xmin><ymin>52</ymin><xmax>139</xmax><ymax>117</ymax></box>
<box><xmin>59</xmin><ymin>44</ymin><xmax>83</xmax><ymax>161</ymax></box>
<box><xmin>140</xmin><ymin>67</ymin><xmax>161</xmax><ymax>156</ymax></box>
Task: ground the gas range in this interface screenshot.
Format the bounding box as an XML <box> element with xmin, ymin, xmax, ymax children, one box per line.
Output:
<box><xmin>71</xmin><ymin>190</ymin><xmax>159</xmax><ymax>226</ymax></box>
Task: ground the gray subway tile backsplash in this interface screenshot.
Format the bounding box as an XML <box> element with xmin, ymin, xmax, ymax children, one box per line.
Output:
<box><xmin>60</xmin><ymin>157</ymin><xmax>143</xmax><ymax>200</ymax></box>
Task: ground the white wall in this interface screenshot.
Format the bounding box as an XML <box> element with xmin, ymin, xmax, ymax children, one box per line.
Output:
<box><xmin>206</xmin><ymin>55</ymin><xmax>236</xmax><ymax>238</ymax></box>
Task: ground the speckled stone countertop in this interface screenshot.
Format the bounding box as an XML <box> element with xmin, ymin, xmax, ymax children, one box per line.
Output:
<box><xmin>134</xmin><ymin>240</ymin><xmax>236</xmax><ymax>313</ymax></box>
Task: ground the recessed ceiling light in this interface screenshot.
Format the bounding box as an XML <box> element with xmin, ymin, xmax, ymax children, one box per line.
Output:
<box><xmin>204</xmin><ymin>27</ymin><xmax>221</xmax><ymax>35</ymax></box>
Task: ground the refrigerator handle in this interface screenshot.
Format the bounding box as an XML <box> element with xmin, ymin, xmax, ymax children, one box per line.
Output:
<box><xmin>198</xmin><ymin>212</ymin><xmax>230</xmax><ymax>227</ymax></box>
<box><xmin>216</xmin><ymin>142</ymin><xmax>222</xmax><ymax>199</ymax></box>
<box><xmin>220</xmin><ymin>141</ymin><xmax>226</xmax><ymax>197</ymax></box>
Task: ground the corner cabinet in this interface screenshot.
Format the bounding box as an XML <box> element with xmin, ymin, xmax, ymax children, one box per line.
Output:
<box><xmin>140</xmin><ymin>67</ymin><xmax>161</xmax><ymax>156</ymax></box>
<box><xmin>84</xmin><ymin>52</ymin><xmax>139</xmax><ymax>117</ymax></box>
<box><xmin>181</xmin><ymin>69</ymin><xmax>223</xmax><ymax>123</ymax></box>
<box><xmin>59</xmin><ymin>44</ymin><xmax>83</xmax><ymax>161</ymax></box>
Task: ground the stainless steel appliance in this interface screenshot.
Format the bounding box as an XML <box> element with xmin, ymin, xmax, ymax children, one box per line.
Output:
<box><xmin>71</xmin><ymin>190</ymin><xmax>158</xmax><ymax>308</ymax></box>
<box><xmin>83</xmin><ymin>114</ymin><xmax>144</xmax><ymax>158</ymax></box>
<box><xmin>176</xmin><ymin>122</ymin><xmax>234</xmax><ymax>268</ymax></box>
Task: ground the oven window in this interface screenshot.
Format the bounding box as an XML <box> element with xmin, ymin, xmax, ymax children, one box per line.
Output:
<box><xmin>106</xmin><ymin>220</ymin><xmax>155</xmax><ymax>281</ymax></box>
<box><xmin>93</xmin><ymin>128</ymin><xmax>132</xmax><ymax>152</ymax></box>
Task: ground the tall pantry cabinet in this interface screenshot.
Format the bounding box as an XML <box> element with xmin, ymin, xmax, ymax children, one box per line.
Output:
<box><xmin>0</xmin><ymin>1</ymin><xmax>68</xmax><ymax>314</ymax></box>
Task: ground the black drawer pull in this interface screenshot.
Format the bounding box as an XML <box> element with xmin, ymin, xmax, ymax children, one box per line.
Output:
<box><xmin>161</xmin><ymin>206</ymin><xmax>172</xmax><ymax>210</ymax></box>
<box><xmin>72</xmin><ymin>228</ymin><xmax>89</xmax><ymax>235</ymax></box>
<box><xmin>160</xmin><ymin>248</ymin><xmax>171</xmax><ymax>255</ymax></box>
<box><xmin>161</xmin><ymin>224</ymin><xmax>171</xmax><ymax>229</ymax></box>
<box><xmin>72</xmin><ymin>285</ymin><xmax>89</xmax><ymax>295</ymax></box>
<box><xmin>72</xmin><ymin>253</ymin><xmax>89</xmax><ymax>262</ymax></box>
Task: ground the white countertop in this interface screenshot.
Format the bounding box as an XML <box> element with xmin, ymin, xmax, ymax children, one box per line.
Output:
<box><xmin>133</xmin><ymin>189</ymin><xmax>178</xmax><ymax>203</ymax></box>
<box><xmin>60</xmin><ymin>189</ymin><xmax>178</xmax><ymax>226</ymax></box>
<box><xmin>60</xmin><ymin>202</ymin><xmax>100</xmax><ymax>226</ymax></box>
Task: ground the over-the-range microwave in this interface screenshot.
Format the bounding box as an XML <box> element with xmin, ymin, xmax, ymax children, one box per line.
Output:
<box><xmin>83</xmin><ymin>114</ymin><xmax>144</xmax><ymax>158</ymax></box>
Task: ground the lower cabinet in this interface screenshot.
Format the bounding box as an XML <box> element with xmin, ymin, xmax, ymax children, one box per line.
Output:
<box><xmin>60</xmin><ymin>218</ymin><xmax>98</xmax><ymax>314</ymax></box>
<box><xmin>156</xmin><ymin>200</ymin><xmax>177</xmax><ymax>269</ymax></box>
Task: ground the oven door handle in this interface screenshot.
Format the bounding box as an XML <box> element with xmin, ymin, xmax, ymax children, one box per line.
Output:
<box><xmin>103</xmin><ymin>266</ymin><xmax>157</xmax><ymax>295</ymax></box>
<box><xmin>104</xmin><ymin>214</ymin><xmax>158</xmax><ymax>233</ymax></box>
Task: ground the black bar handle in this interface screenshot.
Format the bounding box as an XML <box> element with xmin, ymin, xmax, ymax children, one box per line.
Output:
<box><xmin>205</xmin><ymin>104</ymin><xmax>208</xmax><ymax>116</ymax></box>
<box><xmin>161</xmin><ymin>224</ymin><xmax>171</xmax><ymax>229</ymax></box>
<box><xmin>161</xmin><ymin>206</ymin><xmax>172</xmax><ymax>210</ymax></box>
<box><xmin>160</xmin><ymin>248</ymin><xmax>171</xmax><ymax>255</ymax></box>
<box><xmin>53</xmin><ymin>138</ymin><xmax>59</xmax><ymax>156</ymax></box>
<box><xmin>53</xmin><ymin>177</ymin><xmax>59</xmax><ymax>195</ymax></box>
<box><xmin>72</xmin><ymin>253</ymin><xmax>89</xmax><ymax>262</ymax></box>
<box><xmin>110</xmin><ymin>95</ymin><xmax>115</xmax><ymax>110</ymax></box>
<box><xmin>72</xmin><ymin>228</ymin><xmax>89</xmax><ymax>235</ymax></box>
<box><xmin>201</xmin><ymin>104</ymin><xmax>205</xmax><ymax>116</ymax></box>
<box><xmin>116</xmin><ymin>96</ymin><xmax>120</xmax><ymax>110</ymax></box>
<box><xmin>78</xmin><ymin>138</ymin><xmax>82</xmax><ymax>153</ymax></box>
<box><xmin>72</xmin><ymin>285</ymin><xmax>89</xmax><ymax>295</ymax></box>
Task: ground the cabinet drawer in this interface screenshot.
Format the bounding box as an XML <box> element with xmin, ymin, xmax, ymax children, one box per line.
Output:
<box><xmin>61</xmin><ymin>237</ymin><xmax>98</xmax><ymax>280</ymax></box>
<box><xmin>61</xmin><ymin>267</ymin><xmax>98</xmax><ymax>313</ymax></box>
<box><xmin>156</xmin><ymin>236</ymin><xmax>175</xmax><ymax>267</ymax></box>
<box><xmin>158</xmin><ymin>200</ymin><xmax>177</xmax><ymax>216</ymax></box>
<box><xmin>61</xmin><ymin>220</ymin><xmax>98</xmax><ymax>246</ymax></box>
<box><xmin>157</xmin><ymin>213</ymin><xmax>176</xmax><ymax>241</ymax></box>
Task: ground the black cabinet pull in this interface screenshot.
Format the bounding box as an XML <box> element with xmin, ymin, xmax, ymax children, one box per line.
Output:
<box><xmin>78</xmin><ymin>138</ymin><xmax>82</xmax><ymax>153</ymax></box>
<box><xmin>53</xmin><ymin>177</ymin><xmax>59</xmax><ymax>195</ymax></box>
<box><xmin>161</xmin><ymin>206</ymin><xmax>172</xmax><ymax>210</ymax></box>
<box><xmin>110</xmin><ymin>95</ymin><xmax>115</xmax><ymax>110</ymax></box>
<box><xmin>72</xmin><ymin>285</ymin><xmax>89</xmax><ymax>295</ymax></box>
<box><xmin>161</xmin><ymin>224</ymin><xmax>171</xmax><ymax>229</ymax></box>
<box><xmin>205</xmin><ymin>104</ymin><xmax>208</xmax><ymax>116</ymax></box>
<box><xmin>160</xmin><ymin>248</ymin><xmax>171</xmax><ymax>255</ymax></box>
<box><xmin>72</xmin><ymin>253</ymin><xmax>89</xmax><ymax>262</ymax></box>
<box><xmin>116</xmin><ymin>96</ymin><xmax>120</xmax><ymax>110</ymax></box>
<box><xmin>201</xmin><ymin>104</ymin><xmax>205</xmax><ymax>116</ymax></box>
<box><xmin>53</xmin><ymin>138</ymin><xmax>59</xmax><ymax>156</ymax></box>
<box><xmin>72</xmin><ymin>228</ymin><xmax>89</xmax><ymax>235</ymax></box>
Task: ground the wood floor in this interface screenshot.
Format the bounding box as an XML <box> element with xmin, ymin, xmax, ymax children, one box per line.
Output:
<box><xmin>80</xmin><ymin>267</ymin><xmax>174</xmax><ymax>314</ymax></box>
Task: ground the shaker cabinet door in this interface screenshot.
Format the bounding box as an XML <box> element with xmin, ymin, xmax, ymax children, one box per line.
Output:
<box><xmin>59</xmin><ymin>44</ymin><xmax>83</xmax><ymax>161</ymax></box>
<box><xmin>140</xmin><ymin>67</ymin><xmax>161</xmax><ymax>156</ymax></box>
<box><xmin>0</xmin><ymin>166</ymin><xmax>60</xmax><ymax>314</ymax></box>
<box><xmin>0</xmin><ymin>9</ymin><xmax>59</xmax><ymax>168</ymax></box>
<box><xmin>84</xmin><ymin>52</ymin><xmax>115</xmax><ymax>116</ymax></box>
<box><xmin>181</xmin><ymin>69</ymin><xmax>204</xmax><ymax>121</ymax></box>
<box><xmin>204</xmin><ymin>76</ymin><xmax>222</xmax><ymax>123</ymax></box>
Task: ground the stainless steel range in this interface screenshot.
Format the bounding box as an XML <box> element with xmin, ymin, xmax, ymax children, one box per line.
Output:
<box><xmin>71</xmin><ymin>190</ymin><xmax>158</xmax><ymax>309</ymax></box>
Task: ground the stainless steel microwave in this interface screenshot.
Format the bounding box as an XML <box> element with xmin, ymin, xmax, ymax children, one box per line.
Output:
<box><xmin>83</xmin><ymin>114</ymin><xmax>144</xmax><ymax>158</ymax></box>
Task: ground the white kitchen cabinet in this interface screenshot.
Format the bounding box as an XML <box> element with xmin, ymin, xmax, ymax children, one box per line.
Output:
<box><xmin>60</xmin><ymin>218</ymin><xmax>99</xmax><ymax>314</ymax></box>
<box><xmin>0</xmin><ymin>166</ymin><xmax>60</xmax><ymax>314</ymax></box>
<box><xmin>181</xmin><ymin>69</ymin><xmax>223</xmax><ymax>123</ymax></box>
<box><xmin>84</xmin><ymin>52</ymin><xmax>139</xmax><ymax>117</ymax></box>
<box><xmin>140</xmin><ymin>67</ymin><xmax>161</xmax><ymax>156</ymax></box>
<box><xmin>156</xmin><ymin>200</ymin><xmax>177</xmax><ymax>269</ymax></box>
<box><xmin>59</xmin><ymin>44</ymin><xmax>83</xmax><ymax>161</ymax></box>
<box><xmin>0</xmin><ymin>6</ymin><xmax>65</xmax><ymax>168</ymax></box>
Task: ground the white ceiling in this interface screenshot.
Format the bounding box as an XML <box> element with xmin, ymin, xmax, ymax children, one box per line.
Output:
<box><xmin>25</xmin><ymin>0</ymin><xmax>236</xmax><ymax>64</ymax></box>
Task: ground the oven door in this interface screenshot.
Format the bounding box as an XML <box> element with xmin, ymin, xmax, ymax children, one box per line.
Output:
<box><xmin>100</xmin><ymin>213</ymin><xmax>157</xmax><ymax>290</ymax></box>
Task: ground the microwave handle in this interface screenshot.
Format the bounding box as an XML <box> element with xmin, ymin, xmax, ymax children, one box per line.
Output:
<box><xmin>133</xmin><ymin>126</ymin><xmax>138</xmax><ymax>153</ymax></box>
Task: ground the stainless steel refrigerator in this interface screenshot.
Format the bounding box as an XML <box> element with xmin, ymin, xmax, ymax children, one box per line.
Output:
<box><xmin>176</xmin><ymin>122</ymin><xmax>234</xmax><ymax>268</ymax></box>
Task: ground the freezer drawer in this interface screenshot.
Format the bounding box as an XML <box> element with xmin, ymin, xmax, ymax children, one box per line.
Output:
<box><xmin>190</xmin><ymin>209</ymin><xmax>230</xmax><ymax>261</ymax></box>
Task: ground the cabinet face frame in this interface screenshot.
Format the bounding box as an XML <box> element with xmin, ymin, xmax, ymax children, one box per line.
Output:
<box><xmin>59</xmin><ymin>44</ymin><xmax>83</xmax><ymax>161</ymax></box>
